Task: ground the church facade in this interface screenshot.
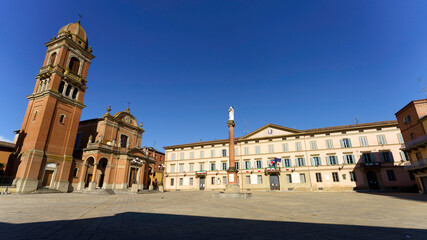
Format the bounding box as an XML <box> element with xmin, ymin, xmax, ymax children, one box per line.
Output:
<box><xmin>164</xmin><ymin>121</ymin><xmax>416</xmax><ymax>192</ymax></box>
<box><xmin>4</xmin><ymin>21</ymin><xmax>155</xmax><ymax>193</ymax></box>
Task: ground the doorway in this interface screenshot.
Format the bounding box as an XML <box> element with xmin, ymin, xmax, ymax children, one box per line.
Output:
<box><xmin>269</xmin><ymin>174</ymin><xmax>280</xmax><ymax>190</ymax></box>
<box><xmin>41</xmin><ymin>170</ymin><xmax>54</xmax><ymax>187</ymax></box>
<box><xmin>199</xmin><ymin>177</ymin><xmax>205</xmax><ymax>190</ymax></box>
<box><xmin>85</xmin><ymin>174</ymin><xmax>92</xmax><ymax>188</ymax></box>
<box><xmin>129</xmin><ymin>168</ymin><xmax>137</xmax><ymax>187</ymax></box>
<box><xmin>366</xmin><ymin>171</ymin><xmax>380</xmax><ymax>190</ymax></box>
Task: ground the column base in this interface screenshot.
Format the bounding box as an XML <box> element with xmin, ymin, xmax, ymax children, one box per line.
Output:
<box><xmin>14</xmin><ymin>178</ymin><xmax>38</xmax><ymax>193</ymax></box>
<box><xmin>148</xmin><ymin>185</ymin><xmax>154</xmax><ymax>190</ymax></box>
<box><xmin>52</xmin><ymin>180</ymin><xmax>69</xmax><ymax>192</ymax></box>
<box><xmin>88</xmin><ymin>182</ymin><xmax>96</xmax><ymax>190</ymax></box>
<box><xmin>226</xmin><ymin>183</ymin><xmax>240</xmax><ymax>193</ymax></box>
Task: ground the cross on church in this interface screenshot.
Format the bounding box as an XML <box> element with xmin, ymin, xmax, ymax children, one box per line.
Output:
<box><xmin>78</xmin><ymin>14</ymin><xmax>83</xmax><ymax>22</ymax></box>
<box><xmin>127</xmin><ymin>101</ymin><xmax>131</xmax><ymax>109</ymax></box>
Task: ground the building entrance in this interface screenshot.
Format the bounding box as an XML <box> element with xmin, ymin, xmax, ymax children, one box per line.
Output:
<box><xmin>270</xmin><ymin>174</ymin><xmax>280</xmax><ymax>190</ymax></box>
<box><xmin>41</xmin><ymin>170</ymin><xmax>54</xmax><ymax>187</ymax></box>
<box><xmin>129</xmin><ymin>168</ymin><xmax>137</xmax><ymax>187</ymax></box>
<box><xmin>199</xmin><ymin>177</ymin><xmax>205</xmax><ymax>190</ymax></box>
<box><xmin>366</xmin><ymin>171</ymin><xmax>379</xmax><ymax>190</ymax></box>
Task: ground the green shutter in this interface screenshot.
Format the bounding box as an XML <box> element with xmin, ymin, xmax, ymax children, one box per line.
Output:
<box><xmin>370</xmin><ymin>153</ymin><xmax>376</xmax><ymax>162</ymax></box>
<box><xmin>389</xmin><ymin>152</ymin><xmax>394</xmax><ymax>162</ymax></box>
<box><xmin>400</xmin><ymin>152</ymin><xmax>406</xmax><ymax>161</ymax></box>
<box><xmin>340</xmin><ymin>139</ymin><xmax>344</xmax><ymax>148</ymax></box>
<box><xmin>348</xmin><ymin>139</ymin><xmax>352</xmax><ymax>147</ymax></box>
<box><xmin>343</xmin><ymin>155</ymin><xmax>346</xmax><ymax>164</ymax></box>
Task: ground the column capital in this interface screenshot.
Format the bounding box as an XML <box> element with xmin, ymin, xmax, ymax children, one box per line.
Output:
<box><xmin>227</xmin><ymin>120</ymin><xmax>235</xmax><ymax>127</ymax></box>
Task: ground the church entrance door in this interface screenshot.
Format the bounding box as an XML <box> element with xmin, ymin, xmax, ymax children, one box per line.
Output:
<box><xmin>41</xmin><ymin>170</ymin><xmax>54</xmax><ymax>187</ymax></box>
<box><xmin>269</xmin><ymin>174</ymin><xmax>280</xmax><ymax>190</ymax></box>
<box><xmin>129</xmin><ymin>168</ymin><xmax>137</xmax><ymax>187</ymax></box>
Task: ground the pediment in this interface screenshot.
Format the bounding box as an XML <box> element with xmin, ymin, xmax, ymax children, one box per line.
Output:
<box><xmin>241</xmin><ymin>124</ymin><xmax>302</xmax><ymax>140</ymax></box>
<box><xmin>114</xmin><ymin>111</ymin><xmax>138</xmax><ymax>127</ymax></box>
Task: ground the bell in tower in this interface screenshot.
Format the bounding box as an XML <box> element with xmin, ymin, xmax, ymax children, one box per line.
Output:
<box><xmin>6</xmin><ymin>20</ymin><xmax>95</xmax><ymax>193</ymax></box>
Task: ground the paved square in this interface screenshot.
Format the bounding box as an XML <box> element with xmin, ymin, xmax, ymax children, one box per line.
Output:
<box><xmin>0</xmin><ymin>191</ymin><xmax>426</xmax><ymax>239</ymax></box>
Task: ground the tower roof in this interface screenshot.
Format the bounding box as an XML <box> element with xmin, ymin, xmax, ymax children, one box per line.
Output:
<box><xmin>57</xmin><ymin>21</ymin><xmax>88</xmax><ymax>49</ymax></box>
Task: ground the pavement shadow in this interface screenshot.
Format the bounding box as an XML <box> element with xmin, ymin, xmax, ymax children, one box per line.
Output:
<box><xmin>356</xmin><ymin>192</ymin><xmax>427</xmax><ymax>202</ymax></box>
<box><xmin>0</xmin><ymin>212</ymin><xmax>426</xmax><ymax>240</ymax></box>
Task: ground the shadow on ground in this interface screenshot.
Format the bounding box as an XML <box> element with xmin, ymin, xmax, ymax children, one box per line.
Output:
<box><xmin>1</xmin><ymin>212</ymin><xmax>426</xmax><ymax>240</ymax></box>
<box><xmin>356</xmin><ymin>192</ymin><xmax>427</xmax><ymax>202</ymax></box>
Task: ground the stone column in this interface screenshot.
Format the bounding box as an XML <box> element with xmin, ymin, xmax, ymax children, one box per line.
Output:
<box><xmin>88</xmin><ymin>163</ymin><xmax>98</xmax><ymax>190</ymax></box>
<box><xmin>226</xmin><ymin>120</ymin><xmax>239</xmax><ymax>192</ymax></box>
<box><xmin>77</xmin><ymin>164</ymin><xmax>87</xmax><ymax>190</ymax></box>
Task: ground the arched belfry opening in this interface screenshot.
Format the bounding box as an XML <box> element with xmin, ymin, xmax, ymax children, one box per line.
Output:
<box><xmin>69</xmin><ymin>57</ymin><xmax>80</xmax><ymax>74</ymax></box>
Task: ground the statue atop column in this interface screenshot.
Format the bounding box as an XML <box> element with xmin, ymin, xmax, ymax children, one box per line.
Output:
<box><xmin>228</xmin><ymin>106</ymin><xmax>234</xmax><ymax>121</ymax></box>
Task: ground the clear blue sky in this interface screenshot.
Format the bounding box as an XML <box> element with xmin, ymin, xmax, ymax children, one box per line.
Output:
<box><xmin>1</xmin><ymin>1</ymin><xmax>427</xmax><ymax>150</ymax></box>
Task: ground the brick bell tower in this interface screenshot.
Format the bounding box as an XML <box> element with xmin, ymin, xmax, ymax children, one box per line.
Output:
<box><xmin>8</xmin><ymin>20</ymin><xmax>95</xmax><ymax>193</ymax></box>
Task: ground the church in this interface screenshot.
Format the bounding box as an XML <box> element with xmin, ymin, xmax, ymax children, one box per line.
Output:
<box><xmin>3</xmin><ymin>21</ymin><xmax>157</xmax><ymax>193</ymax></box>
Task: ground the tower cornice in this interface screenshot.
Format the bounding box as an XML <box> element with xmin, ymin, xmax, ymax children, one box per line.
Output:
<box><xmin>27</xmin><ymin>90</ymin><xmax>86</xmax><ymax>109</ymax></box>
<box><xmin>45</xmin><ymin>36</ymin><xmax>95</xmax><ymax>60</ymax></box>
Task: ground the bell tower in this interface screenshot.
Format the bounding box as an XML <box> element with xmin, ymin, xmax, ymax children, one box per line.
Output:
<box><xmin>8</xmin><ymin>21</ymin><xmax>95</xmax><ymax>192</ymax></box>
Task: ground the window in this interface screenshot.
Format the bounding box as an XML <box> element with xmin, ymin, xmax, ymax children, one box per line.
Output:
<box><xmin>235</xmin><ymin>162</ymin><xmax>240</xmax><ymax>169</ymax></box>
<box><xmin>283</xmin><ymin>143</ymin><xmax>288</xmax><ymax>152</ymax></box>
<box><xmin>300</xmin><ymin>173</ymin><xmax>306</xmax><ymax>183</ymax></box>
<box><xmin>296</xmin><ymin>157</ymin><xmax>305</xmax><ymax>167</ymax></box>
<box><xmin>32</xmin><ymin>110</ymin><xmax>38</xmax><ymax>121</ymax></box>
<box><xmin>362</xmin><ymin>153</ymin><xmax>374</xmax><ymax>163</ymax></box>
<box><xmin>171</xmin><ymin>153</ymin><xmax>176</xmax><ymax>160</ymax></box>
<box><xmin>296</xmin><ymin>142</ymin><xmax>302</xmax><ymax>151</ymax></box>
<box><xmin>190</xmin><ymin>152</ymin><xmax>194</xmax><ymax>159</ymax></box>
<box><xmin>244</xmin><ymin>147</ymin><xmax>249</xmax><ymax>155</ymax></box>
<box><xmin>381</xmin><ymin>151</ymin><xmax>393</xmax><ymax>162</ymax></box>
<box><xmin>210</xmin><ymin>163</ymin><xmax>216</xmax><ymax>171</ymax></box>
<box><xmin>397</xmin><ymin>133</ymin><xmax>404</xmax><ymax>144</ymax></box>
<box><xmin>49</xmin><ymin>52</ymin><xmax>57</xmax><ymax>65</ymax></box>
<box><xmin>255</xmin><ymin>146</ymin><xmax>260</xmax><ymax>154</ymax></box>
<box><xmin>59</xmin><ymin>114</ymin><xmax>66</xmax><ymax>124</ymax></box>
<box><xmin>332</xmin><ymin>172</ymin><xmax>339</xmax><ymax>182</ymax></box>
<box><xmin>200</xmin><ymin>151</ymin><xmax>204</xmax><ymax>158</ymax></box>
<box><xmin>311</xmin><ymin>157</ymin><xmax>321</xmax><ymax>166</ymax></box>
<box><xmin>190</xmin><ymin>178</ymin><xmax>193</xmax><ymax>185</ymax></box>
<box><xmin>315</xmin><ymin>173</ymin><xmax>322</xmax><ymax>182</ymax></box>
<box><xmin>58</xmin><ymin>81</ymin><xmax>65</xmax><ymax>94</ymax></box>
<box><xmin>283</xmin><ymin>158</ymin><xmax>291</xmax><ymax>168</ymax></box>
<box><xmin>179</xmin><ymin>178</ymin><xmax>183</xmax><ymax>186</ymax></box>
<box><xmin>180</xmin><ymin>153</ymin><xmax>184</xmax><ymax>160</ymax></box>
<box><xmin>189</xmin><ymin>164</ymin><xmax>194</xmax><ymax>172</ymax></box>
<box><xmin>222</xmin><ymin>149</ymin><xmax>227</xmax><ymax>157</ymax></box>
<box><xmin>387</xmin><ymin>170</ymin><xmax>396</xmax><ymax>181</ymax></box>
<box><xmin>199</xmin><ymin>163</ymin><xmax>204</xmax><ymax>171</ymax></box>
<box><xmin>69</xmin><ymin>57</ymin><xmax>80</xmax><ymax>74</ymax></box>
<box><xmin>222</xmin><ymin>162</ymin><xmax>227</xmax><ymax>170</ymax></box>
<box><xmin>377</xmin><ymin>135</ymin><xmax>387</xmax><ymax>145</ymax></box>
<box><xmin>360</xmin><ymin>136</ymin><xmax>368</xmax><ymax>146</ymax></box>
<box><xmin>72</xmin><ymin>88</ymin><xmax>78</xmax><ymax>99</ymax></box>
<box><xmin>286</xmin><ymin>174</ymin><xmax>292</xmax><ymax>183</ymax></box>
<box><xmin>344</xmin><ymin>155</ymin><xmax>355</xmax><ymax>164</ymax></box>
<box><xmin>403</xmin><ymin>115</ymin><xmax>412</xmax><ymax>124</ymax></box>
<box><xmin>235</xmin><ymin>148</ymin><xmax>238</xmax><ymax>156</ymax></box>
<box><xmin>170</xmin><ymin>165</ymin><xmax>175</xmax><ymax>173</ymax></box>
<box><xmin>310</xmin><ymin>141</ymin><xmax>317</xmax><ymax>150</ymax></box>
<box><xmin>257</xmin><ymin>175</ymin><xmax>263</xmax><ymax>184</ymax></box>
<box><xmin>341</xmin><ymin>138</ymin><xmax>352</xmax><ymax>148</ymax></box>
<box><xmin>73</xmin><ymin>168</ymin><xmax>79</xmax><ymax>177</ymax></box>
<box><xmin>256</xmin><ymin>160</ymin><xmax>263</xmax><ymax>169</ymax></box>
<box><xmin>327</xmin><ymin>156</ymin><xmax>338</xmax><ymax>165</ymax></box>
<box><xmin>245</xmin><ymin>161</ymin><xmax>251</xmax><ymax>169</ymax></box>
<box><xmin>211</xmin><ymin>177</ymin><xmax>215</xmax><ymax>185</ymax></box>
<box><xmin>350</xmin><ymin>172</ymin><xmax>356</xmax><ymax>182</ymax></box>
<box><xmin>223</xmin><ymin>176</ymin><xmax>227</xmax><ymax>184</ymax></box>
<box><xmin>400</xmin><ymin>152</ymin><xmax>409</xmax><ymax>161</ymax></box>
<box><xmin>170</xmin><ymin>178</ymin><xmax>174</xmax><ymax>186</ymax></box>
<box><xmin>326</xmin><ymin>139</ymin><xmax>333</xmax><ymax>149</ymax></box>
<box><xmin>246</xmin><ymin>176</ymin><xmax>251</xmax><ymax>184</ymax></box>
<box><xmin>210</xmin><ymin>150</ymin><xmax>215</xmax><ymax>158</ymax></box>
<box><xmin>179</xmin><ymin>164</ymin><xmax>184</xmax><ymax>172</ymax></box>
<box><xmin>268</xmin><ymin>145</ymin><xmax>274</xmax><ymax>153</ymax></box>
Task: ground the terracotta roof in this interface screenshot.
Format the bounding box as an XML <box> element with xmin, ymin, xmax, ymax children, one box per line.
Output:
<box><xmin>0</xmin><ymin>140</ymin><xmax>15</xmax><ymax>149</ymax></box>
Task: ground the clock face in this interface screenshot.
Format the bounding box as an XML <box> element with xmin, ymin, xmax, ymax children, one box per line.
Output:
<box><xmin>267</xmin><ymin>128</ymin><xmax>273</xmax><ymax>135</ymax></box>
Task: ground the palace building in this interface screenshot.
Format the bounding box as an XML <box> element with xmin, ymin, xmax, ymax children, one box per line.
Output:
<box><xmin>395</xmin><ymin>99</ymin><xmax>427</xmax><ymax>193</ymax></box>
<box><xmin>163</xmin><ymin>121</ymin><xmax>416</xmax><ymax>192</ymax></box>
<box><xmin>3</xmin><ymin>21</ymin><xmax>156</xmax><ymax>193</ymax></box>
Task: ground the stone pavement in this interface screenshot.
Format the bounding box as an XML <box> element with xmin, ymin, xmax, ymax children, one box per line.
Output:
<box><xmin>0</xmin><ymin>191</ymin><xmax>426</xmax><ymax>239</ymax></box>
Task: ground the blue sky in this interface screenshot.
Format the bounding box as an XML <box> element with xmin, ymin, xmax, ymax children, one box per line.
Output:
<box><xmin>0</xmin><ymin>1</ymin><xmax>427</xmax><ymax>150</ymax></box>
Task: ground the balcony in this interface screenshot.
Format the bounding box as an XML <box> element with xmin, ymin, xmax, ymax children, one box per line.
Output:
<box><xmin>401</xmin><ymin>134</ymin><xmax>427</xmax><ymax>150</ymax></box>
<box><xmin>265</xmin><ymin>167</ymin><xmax>280</xmax><ymax>174</ymax></box>
<box><xmin>404</xmin><ymin>159</ymin><xmax>427</xmax><ymax>171</ymax></box>
<box><xmin>195</xmin><ymin>170</ymin><xmax>207</xmax><ymax>177</ymax></box>
<box><xmin>361</xmin><ymin>162</ymin><xmax>381</xmax><ymax>168</ymax></box>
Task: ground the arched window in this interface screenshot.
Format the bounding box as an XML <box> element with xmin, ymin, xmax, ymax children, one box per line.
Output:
<box><xmin>72</xmin><ymin>88</ymin><xmax>78</xmax><ymax>99</ymax></box>
<box><xmin>59</xmin><ymin>114</ymin><xmax>66</xmax><ymax>124</ymax></box>
<box><xmin>49</xmin><ymin>52</ymin><xmax>57</xmax><ymax>65</ymax></box>
<box><xmin>73</xmin><ymin>168</ymin><xmax>79</xmax><ymax>177</ymax></box>
<box><xmin>33</xmin><ymin>111</ymin><xmax>38</xmax><ymax>121</ymax></box>
<box><xmin>65</xmin><ymin>84</ymin><xmax>72</xmax><ymax>97</ymax></box>
<box><xmin>58</xmin><ymin>81</ymin><xmax>65</xmax><ymax>94</ymax></box>
<box><xmin>69</xmin><ymin>57</ymin><xmax>80</xmax><ymax>74</ymax></box>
